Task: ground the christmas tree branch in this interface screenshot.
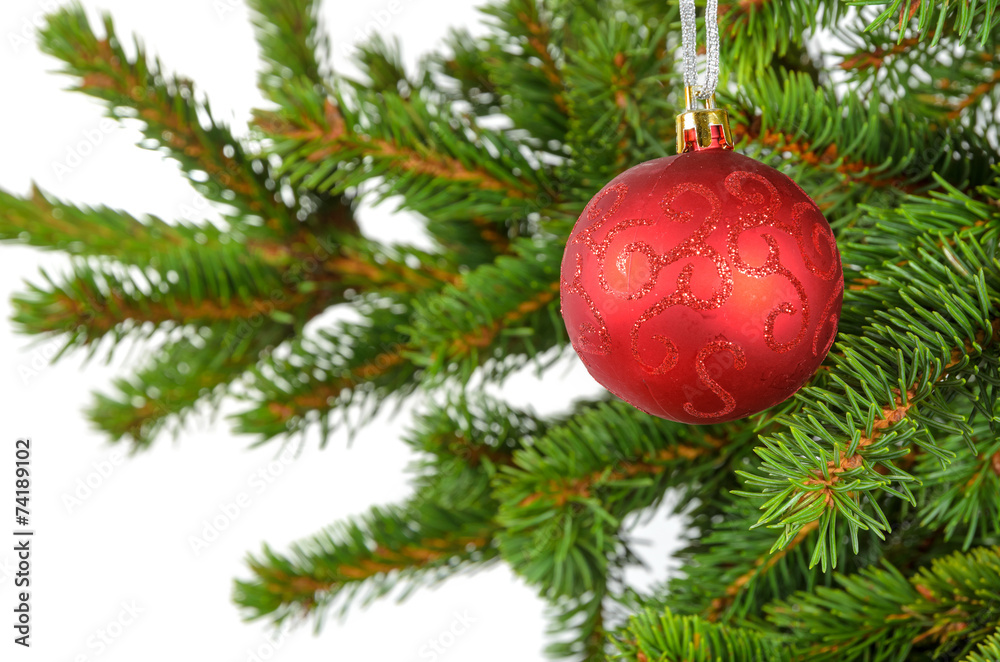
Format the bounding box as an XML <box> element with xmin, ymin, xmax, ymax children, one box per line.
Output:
<box><xmin>719</xmin><ymin>0</ymin><xmax>845</xmax><ymax>85</ymax></box>
<box><xmin>235</xmin><ymin>282</ymin><xmax>561</xmax><ymax>442</ymax></box>
<box><xmin>405</xmin><ymin>239</ymin><xmax>564</xmax><ymax>383</ymax></box>
<box><xmin>9</xmin><ymin>235</ymin><xmax>450</xmax><ymax>351</ymax></box>
<box><xmin>405</xmin><ymin>396</ymin><xmax>621</xmax><ymax>661</ymax></box>
<box><xmin>947</xmin><ymin>62</ymin><xmax>1000</xmax><ymax>119</ymax></box>
<box><xmin>10</xmin><ymin>260</ymin><xmax>319</xmax><ymax>345</ymax></box>
<box><xmin>87</xmin><ymin>320</ymin><xmax>295</xmax><ymax>447</ymax></box>
<box><xmin>496</xmin><ymin>401</ymin><xmax>752</xmax><ymax>599</ymax></box>
<box><xmin>515</xmin><ymin>436</ymin><xmax>726</xmax><ymax>509</ymax></box>
<box><xmin>247</xmin><ymin>0</ymin><xmax>327</xmax><ymax>101</ymax></box>
<box><xmin>1</xmin><ymin>188</ymin><xmax>378</xmax><ymax>316</ymax></box>
<box><xmin>435</xmin><ymin>28</ymin><xmax>501</xmax><ymax>113</ymax></box>
<box><xmin>0</xmin><ymin>186</ymin><xmax>223</xmax><ymax>262</ymax></box>
<box><xmin>745</xmin><ymin>316</ymin><xmax>1000</xmax><ymax>555</ymax></box>
<box><xmin>82</xmin><ymin>243</ymin><xmax>456</xmax><ymax>448</ymax></box>
<box><xmin>857</xmin><ymin>0</ymin><xmax>1000</xmax><ymax>47</ymax></box>
<box><xmin>666</xmin><ymin>485</ymin><xmax>974</xmax><ymax>626</ymax></box>
<box><xmin>560</xmin><ymin>16</ymin><xmax>676</xmax><ymax>183</ymax></box>
<box><xmin>728</xmin><ymin>70</ymin><xmax>997</xmax><ymax>212</ymax></box>
<box><xmin>915</xmin><ymin>414</ymin><xmax>1000</xmax><ymax>548</ymax></box>
<box><xmin>612</xmin><ymin>607</ymin><xmax>792</xmax><ymax>662</ymax></box>
<box><xmin>839</xmin><ymin>36</ymin><xmax>924</xmax><ymax>70</ymax></box>
<box><xmin>403</xmin><ymin>395</ymin><xmax>616</xmax><ymax>661</ymax></box>
<box><xmin>839</xmin><ymin>187</ymin><xmax>995</xmax><ymax>277</ymax></box>
<box><xmin>255</xmin><ymin>93</ymin><xmax>540</xmax><ymax>262</ymax></box>
<box><xmin>322</xmin><ymin>239</ymin><xmax>462</xmax><ymax>292</ymax></box>
<box><xmin>545</xmin><ymin>589</ymin><xmax>609</xmax><ymax>661</ymax></box>
<box><xmin>482</xmin><ymin>0</ymin><xmax>569</xmax><ymax>116</ymax></box>
<box><xmin>702</xmin><ymin>520</ymin><xmax>820</xmax><ymax>622</ymax></box>
<box><xmin>256</xmin><ymin>93</ymin><xmax>545</xmax><ymax>213</ymax></box>
<box><xmin>39</xmin><ymin>7</ymin><xmax>290</xmax><ymax>229</ymax></box>
<box><xmin>236</xmin><ymin>441</ymin><xmax>506</xmax><ymax>625</ymax></box>
<box><xmin>733</xmin><ymin>121</ymin><xmax>917</xmax><ymax>193</ymax></box>
<box><xmin>768</xmin><ymin>546</ymin><xmax>1000</xmax><ymax>661</ymax></box>
<box><xmin>833</xmin><ymin>19</ymin><xmax>1000</xmax><ymax>124</ymax></box>
<box><xmin>231</xmin><ymin>306</ymin><xmax>418</xmax><ymax>443</ymax></box>
<box><xmin>234</xmin><ymin>238</ymin><xmax>568</xmax><ymax>444</ymax></box>
<box><xmin>250</xmin><ymin>24</ymin><xmax>568</xmax><ymax>263</ymax></box>
<box><xmin>406</xmin><ymin>394</ymin><xmax>547</xmax><ymax>471</ymax></box>
<box><xmin>235</xmin><ymin>503</ymin><xmax>498</xmax><ymax>624</ymax></box>
<box><xmin>964</xmin><ymin>632</ymin><xmax>1000</xmax><ymax>662</ymax></box>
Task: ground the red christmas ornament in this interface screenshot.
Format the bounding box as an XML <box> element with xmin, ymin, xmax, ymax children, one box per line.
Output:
<box><xmin>560</xmin><ymin>101</ymin><xmax>843</xmax><ymax>424</ymax></box>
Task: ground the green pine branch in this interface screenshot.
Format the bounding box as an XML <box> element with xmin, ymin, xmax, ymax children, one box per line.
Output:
<box><xmin>610</xmin><ymin>607</ymin><xmax>792</xmax><ymax>662</ymax></box>
<box><xmin>479</xmin><ymin>0</ymin><xmax>570</xmax><ymax>132</ymax></box>
<box><xmin>494</xmin><ymin>401</ymin><xmax>752</xmax><ymax>599</ymax></box>
<box><xmin>235</xmin><ymin>394</ymin><xmax>541</xmax><ymax>624</ymax></box>
<box><xmin>719</xmin><ymin>0</ymin><xmax>845</xmax><ymax>85</ymax></box>
<box><xmin>836</xmin><ymin>17</ymin><xmax>1000</xmax><ymax>125</ymax></box>
<box><xmin>664</xmin><ymin>499</ymin><xmax>828</xmax><ymax>622</ymax></box>
<box><xmin>852</xmin><ymin>0</ymin><xmax>1000</xmax><ymax>47</ymax></box>
<box><xmin>915</xmin><ymin>412</ymin><xmax>1000</xmax><ymax>549</ymax></box>
<box><xmin>661</xmin><ymin>484</ymin><xmax>978</xmax><ymax>625</ymax></box>
<box><xmin>232</xmin><ymin>237</ymin><xmax>564</xmax><ymax>445</ymax></box>
<box><xmin>234</xmin><ymin>484</ymin><xmax>501</xmax><ymax>625</ymax></box>
<box><xmin>230</xmin><ymin>304</ymin><xmax>417</xmax><ymax>444</ymax></box>
<box><xmin>727</xmin><ymin>69</ymin><xmax>998</xmax><ymax>228</ymax></box>
<box><xmin>247</xmin><ymin>0</ymin><xmax>328</xmax><ymax>101</ymax></box>
<box><xmin>87</xmin><ymin>319</ymin><xmax>294</xmax><ymax>448</ymax></box>
<box><xmin>544</xmin><ymin>589</ymin><xmax>610</xmax><ymax>661</ymax></box>
<box><xmin>0</xmin><ymin>186</ymin><xmax>229</xmax><ymax>262</ymax></box>
<box><xmin>767</xmin><ymin>546</ymin><xmax>1000</xmax><ymax>661</ymax></box>
<box><xmin>256</xmin><ymin>72</ymin><xmax>553</xmax><ymax>219</ymax></box>
<box><xmin>10</xmin><ymin>257</ymin><xmax>297</xmax><ymax>345</ymax></box>
<box><xmin>402</xmin><ymin>236</ymin><xmax>565</xmax><ymax>383</ymax></box>
<box><xmin>39</xmin><ymin>5</ymin><xmax>291</xmax><ymax>231</ymax></box>
<box><xmin>560</xmin><ymin>15</ymin><xmax>676</xmax><ymax>187</ymax></box>
<box><xmin>965</xmin><ymin>633</ymin><xmax>1000</xmax><ymax>662</ymax></box>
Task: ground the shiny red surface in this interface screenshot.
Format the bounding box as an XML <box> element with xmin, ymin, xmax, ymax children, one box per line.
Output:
<box><xmin>560</xmin><ymin>148</ymin><xmax>843</xmax><ymax>424</ymax></box>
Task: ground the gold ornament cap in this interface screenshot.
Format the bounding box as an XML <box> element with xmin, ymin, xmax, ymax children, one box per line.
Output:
<box><xmin>676</xmin><ymin>86</ymin><xmax>733</xmax><ymax>153</ymax></box>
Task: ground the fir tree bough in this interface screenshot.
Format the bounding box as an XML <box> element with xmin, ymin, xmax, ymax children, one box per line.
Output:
<box><xmin>3</xmin><ymin>0</ymin><xmax>1000</xmax><ymax>659</ymax></box>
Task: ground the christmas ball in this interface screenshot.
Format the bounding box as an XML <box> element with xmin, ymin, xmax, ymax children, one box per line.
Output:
<box><xmin>560</xmin><ymin>148</ymin><xmax>843</xmax><ymax>424</ymax></box>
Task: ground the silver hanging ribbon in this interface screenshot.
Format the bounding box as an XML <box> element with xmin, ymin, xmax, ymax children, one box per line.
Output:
<box><xmin>679</xmin><ymin>0</ymin><xmax>719</xmax><ymax>103</ymax></box>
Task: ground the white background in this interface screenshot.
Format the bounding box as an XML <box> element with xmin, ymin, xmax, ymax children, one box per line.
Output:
<box><xmin>0</xmin><ymin>1</ymin><xmax>682</xmax><ymax>660</ymax></box>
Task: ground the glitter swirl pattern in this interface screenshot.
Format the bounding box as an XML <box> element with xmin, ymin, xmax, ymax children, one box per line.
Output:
<box><xmin>683</xmin><ymin>339</ymin><xmax>747</xmax><ymax>418</ymax></box>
